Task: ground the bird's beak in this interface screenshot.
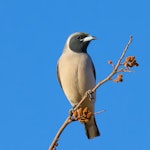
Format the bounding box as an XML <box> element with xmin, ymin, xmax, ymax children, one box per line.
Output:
<box><xmin>81</xmin><ymin>35</ymin><xmax>96</xmax><ymax>42</ymax></box>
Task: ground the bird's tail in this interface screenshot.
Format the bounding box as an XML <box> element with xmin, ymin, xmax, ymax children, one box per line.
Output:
<box><xmin>84</xmin><ymin>116</ymin><xmax>100</xmax><ymax>139</ymax></box>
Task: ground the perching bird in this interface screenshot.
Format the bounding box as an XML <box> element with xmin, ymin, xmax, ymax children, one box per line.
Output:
<box><xmin>57</xmin><ymin>32</ymin><xmax>100</xmax><ymax>139</ymax></box>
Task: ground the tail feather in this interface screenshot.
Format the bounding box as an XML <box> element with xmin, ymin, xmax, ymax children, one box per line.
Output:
<box><xmin>84</xmin><ymin>116</ymin><xmax>100</xmax><ymax>139</ymax></box>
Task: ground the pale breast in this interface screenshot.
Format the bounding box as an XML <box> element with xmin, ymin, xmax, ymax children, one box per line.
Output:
<box><xmin>58</xmin><ymin>52</ymin><xmax>96</xmax><ymax>106</ymax></box>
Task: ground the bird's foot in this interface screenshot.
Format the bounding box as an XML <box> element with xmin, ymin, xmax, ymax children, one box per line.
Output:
<box><xmin>86</xmin><ymin>90</ymin><xmax>94</xmax><ymax>101</ymax></box>
<box><xmin>68</xmin><ymin>104</ymin><xmax>77</xmax><ymax>120</ymax></box>
<box><xmin>69</xmin><ymin>107</ymin><xmax>75</xmax><ymax>117</ymax></box>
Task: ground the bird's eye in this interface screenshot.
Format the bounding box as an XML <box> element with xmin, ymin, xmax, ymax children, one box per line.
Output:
<box><xmin>77</xmin><ymin>36</ymin><xmax>84</xmax><ymax>42</ymax></box>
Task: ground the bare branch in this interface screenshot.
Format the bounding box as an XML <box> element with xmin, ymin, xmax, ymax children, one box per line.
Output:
<box><xmin>94</xmin><ymin>109</ymin><xmax>106</xmax><ymax>115</ymax></box>
<box><xmin>48</xmin><ymin>116</ymin><xmax>71</xmax><ymax>150</ymax></box>
<box><xmin>92</xmin><ymin>36</ymin><xmax>133</xmax><ymax>91</ymax></box>
<box><xmin>48</xmin><ymin>36</ymin><xmax>133</xmax><ymax>150</ymax></box>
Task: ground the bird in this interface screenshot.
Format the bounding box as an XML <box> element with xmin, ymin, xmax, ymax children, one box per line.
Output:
<box><xmin>57</xmin><ymin>32</ymin><xmax>100</xmax><ymax>139</ymax></box>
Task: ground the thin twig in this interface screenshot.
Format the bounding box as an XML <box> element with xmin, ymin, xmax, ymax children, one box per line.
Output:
<box><xmin>48</xmin><ymin>36</ymin><xmax>133</xmax><ymax>150</ymax></box>
<box><xmin>48</xmin><ymin>116</ymin><xmax>71</xmax><ymax>150</ymax></box>
<box><xmin>94</xmin><ymin>109</ymin><xmax>106</xmax><ymax>115</ymax></box>
<box><xmin>92</xmin><ymin>36</ymin><xmax>133</xmax><ymax>92</ymax></box>
<box><xmin>117</xmin><ymin>68</ymin><xmax>133</xmax><ymax>73</ymax></box>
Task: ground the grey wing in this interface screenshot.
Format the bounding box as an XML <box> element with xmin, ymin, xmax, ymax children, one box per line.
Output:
<box><xmin>91</xmin><ymin>60</ymin><xmax>96</xmax><ymax>80</ymax></box>
<box><xmin>88</xmin><ymin>54</ymin><xmax>96</xmax><ymax>80</ymax></box>
<box><xmin>56</xmin><ymin>62</ymin><xmax>62</xmax><ymax>88</ymax></box>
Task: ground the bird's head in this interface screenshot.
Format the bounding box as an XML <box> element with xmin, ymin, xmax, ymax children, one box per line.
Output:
<box><xmin>65</xmin><ymin>32</ymin><xmax>96</xmax><ymax>53</ymax></box>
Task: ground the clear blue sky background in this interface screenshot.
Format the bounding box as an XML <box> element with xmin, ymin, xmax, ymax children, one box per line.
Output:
<box><xmin>0</xmin><ymin>0</ymin><xmax>149</xmax><ymax>150</ymax></box>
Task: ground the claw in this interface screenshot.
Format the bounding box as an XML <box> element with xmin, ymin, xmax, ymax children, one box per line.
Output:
<box><xmin>69</xmin><ymin>108</ymin><xmax>73</xmax><ymax>117</ymax></box>
<box><xmin>86</xmin><ymin>90</ymin><xmax>94</xmax><ymax>101</ymax></box>
<box><xmin>69</xmin><ymin>103</ymin><xmax>78</xmax><ymax>116</ymax></box>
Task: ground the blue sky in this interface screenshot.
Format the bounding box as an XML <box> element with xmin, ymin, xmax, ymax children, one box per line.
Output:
<box><xmin>0</xmin><ymin>0</ymin><xmax>149</xmax><ymax>150</ymax></box>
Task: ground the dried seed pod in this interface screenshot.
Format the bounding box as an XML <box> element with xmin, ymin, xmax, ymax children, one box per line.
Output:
<box><xmin>130</xmin><ymin>56</ymin><xmax>135</xmax><ymax>61</ymax></box>
<box><xmin>108</xmin><ymin>60</ymin><xmax>112</xmax><ymax>64</ymax></box>
<box><xmin>118</xmin><ymin>78</ymin><xmax>123</xmax><ymax>82</ymax></box>
<box><xmin>83</xmin><ymin>107</ymin><xmax>88</xmax><ymax>114</ymax></box>
<box><xmin>130</xmin><ymin>62</ymin><xmax>135</xmax><ymax>67</ymax></box>
<box><xmin>124</xmin><ymin>62</ymin><xmax>129</xmax><ymax>67</ymax></box>
<box><xmin>79</xmin><ymin>118</ymin><xmax>86</xmax><ymax>123</ymax></box>
<box><xmin>125</xmin><ymin>56</ymin><xmax>131</xmax><ymax>62</ymax></box>
<box><xmin>124</xmin><ymin>55</ymin><xmax>139</xmax><ymax>68</ymax></box>
<box><xmin>118</xmin><ymin>74</ymin><xmax>123</xmax><ymax>78</ymax></box>
<box><xmin>117</xmin><ymin>74</ymin><xmax>123</xmax><ymax>82</ymax></box>
<box><xmin>113</xmin><ymin>74</ymin><xmax>123</xmax><ymax>82</ymax></box>
<box><xmin>72</xmin><ymin>111</ymin><xmax>77</xmax><ymax>118</ymax></box>
<box><xmin>82</xmin><ymin>114</ymin><xmax>86</xmax><ymax>118</ymax></box>
<box><xmin>87</xmin><ymin>112</ymin><xmax>92</xmax><ymax>119</ymax></box>
<box><xmin>82</xmin><ymin>107</ymin><xmax>88</xmax><ymax>118</ymax></box>
<box><xmin>77</xmin><ymin>108</ymin><xmax>83</xmax><ymax>117</ymax></box>
<box><xmin>134</xmin><ymin>62</ymin><xmax>139</xmax><ymax>66</ymax></box>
